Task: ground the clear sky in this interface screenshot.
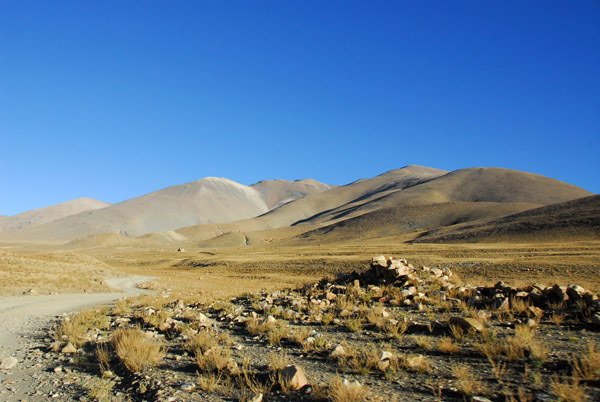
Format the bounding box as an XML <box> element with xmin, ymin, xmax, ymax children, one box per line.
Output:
<box><xmin>1</xmin><ymin>1</ymin><xmax>598</xmax><ymax>215</ymax></box>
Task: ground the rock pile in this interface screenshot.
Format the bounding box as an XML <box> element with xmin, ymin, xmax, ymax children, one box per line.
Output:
<box><xmin>358</xmin><ymin>255</ymin><xmax>600</xmax><ymax>324</ymax></box>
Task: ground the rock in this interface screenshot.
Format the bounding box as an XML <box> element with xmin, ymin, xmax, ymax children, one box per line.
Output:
<box><xmin>281</xmin><ymin>365</ymin><xmax>308</xmax><ymax>390</ymax></box>
<box><xmin>180</xmin><ymin>382</ymin><xmax>196</xmax><ymax>391</ymax></box>
<box><xmin>527</xmin><ymin>306</ymin><xmax>544</xmax><ymax>318</ymax></box>
<box><xmin>448</xmin><ymin>316</ymin><xmax>483</xmax><ymax>333</ymax></box>
<box><xmin>380</xmin><ymin>351</ymin><xmax>393</xmax><ymax>361</ymax></box>
<box><xmin>430</xmin><ymin>268</ymin><xmax>443</xmax><ymax>277</ymax></box>
<box><xmin>590</xmin><ymin>313</ymin><xmax>600</xmax><ymax>326</ymax></box>
<box><xmin>546</xmin><ymin>284</ymin><xmax>567</xmax><ymax>303</ymax></box>
<box><xmin>250</xmin><ymin>393</ymin><xmax>263</xmax><ymax>402</ymax></box>
<box><xmin>53</xmin><ymin>366</ymin><xmax>63</xmax><ymax>373</ymax></box>
<box><xmin>566</xmin><ymin>285</ymin><xmax>585</xmax><ymax>302</ymax></box>
<box><xmin>61</xmin><ymin>342</ymin><xmax>77</xmax><ymax>354</ymax></box>
<box><xmin>472</xmin><ymin>397</ymin><xmax>493</xmax><ymax>402</ymax></box>
<box><xmin>492</xmin><ymin>297</ymin><xmax>510</xmax><ymax>311</ymax></box>
<box><xmin>325</xmin><ymin>292</ymin><xmax>337</xmax><ymax>301</ymax></box>
<box><xmin>263</xmin><ymin>315</ymin><xmax>276</xmax><ymax>325</ymax></box>
<box><xmin>0</xmin><ymin>357</ymin><xmax>18</xmax><ymax>370</ymax></box>
<box><xmin>430</xmin><ymin>290</ymin><xmax>446</xmax><ymax>301</ymax></box>
<box><xmin>330</xmin><ymin>344</ymin><xmax>346</xmax><ymax>358</ymax></box>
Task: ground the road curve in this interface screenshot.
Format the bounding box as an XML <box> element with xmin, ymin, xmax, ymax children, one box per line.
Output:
<box><xmin>0</xmin><ymin>275</ymin><xmax>153</xmax><ymax>373</ymax></box>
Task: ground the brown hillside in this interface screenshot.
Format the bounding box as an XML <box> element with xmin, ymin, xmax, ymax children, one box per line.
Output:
<box><xmin>413</xmin><ymin>194</ymin><xmax>600</xmax><ymax>243</ymax></box>
<box><xmin>299</xmin><ymin>167</ymin><xmax>593</xmax><ymax>227</ymax></box>
<box><xmin>292</xmin><ymin>202</ymin><xmax>539</xmax><ymax>244</ymax></box>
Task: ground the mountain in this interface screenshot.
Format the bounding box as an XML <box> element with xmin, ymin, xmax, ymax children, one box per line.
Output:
<box><xmin>0</xmin><ymin>177</ymin><xmax>331</xmax><ymax>242</ymax></box>
<box><xmin>0</xmin><ymin>198</ymin><xmax>111</xmax><ymax>232</ymax></box>
<box><xmin>412</xmin><ymin>194</ymin><xmax>600</xmax><ymax>243</ymax></box>
<box><xmin>251</xmin><ymin>179</ymin><xmax>334</xmax><ymax>209</ymax></box>
<box><xmin>246</xmin><ymin>165</ymin><xmax>449</xmax><ymax>229</ymax></box>
<box><xmin>295</xmin><ymin>167</ymin><xmax>594</xmax><ymax>227</ymax></box>
<box><xmin>176</xmin><ymin>166</ymin><xmax>593</xmax><ymax>246</ymax></box>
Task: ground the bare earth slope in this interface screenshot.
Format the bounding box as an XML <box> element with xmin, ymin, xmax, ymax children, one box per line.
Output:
<box><xmin>0</xmin><ymin>198</ymin><xmax>110</xmax><ymax>232</ymax></box>
<box><xmin>413</xmin><ymin>194</ymin><xmax>600</xmax><ymax>242</ymax></box>
<box><xmin>293</xmin><ymin>201</ymin><xmax>541</xmax><ymax>244</ymax></box>
<box><xmin>251</xmin><ymin>179</ymin><xmax>334</xmax><ymax>209</ymax></box>
<box><xmin>298</xmin><ymin>167</ymin><xmax>594</xmax><ymax>227</ymax></box>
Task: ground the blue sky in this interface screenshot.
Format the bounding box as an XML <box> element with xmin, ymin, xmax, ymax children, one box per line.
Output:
<box><xmin>1</xmin><ymin>1</ymin><xmax>598</xmax><ymax>215</ymax></box>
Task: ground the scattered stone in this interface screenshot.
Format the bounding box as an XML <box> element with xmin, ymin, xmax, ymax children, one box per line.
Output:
<box><xmin>0</xmin><ymin>357</ymin><xmax>18</xmax><ymax>370</ymax></box>
<box><xmin>250</xmin><ymin>393</ymin><xmax>263</xmax><ymax>402</ymax></box>
<box><xmin>448</xmin><ymin>317</ymin><xmax>483</xmax><ymax>333</ymax></box>
<box><xmin>180</xmin><ymin>382</ymin><xmax>196</xmax><ymax>391</ymax></box>
<box><xmin>330</xmin><ymin>344</ymin><xmax>346</xmax><ymax>358</ymax></box>
<box><xmin>281</xmin><ymin>365</ymin><xmax>308</xmax><ymax>390</ymax></box>
<box><xmin>61</xmin><ymin>343</ymin><xmax>77</xmax><ymax>354</ymax></box>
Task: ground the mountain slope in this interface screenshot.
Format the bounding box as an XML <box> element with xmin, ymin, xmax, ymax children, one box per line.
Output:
<box><xmin>297</xmin><ymin>167</ymin><xmax>594</xmax><ymax>227</ymax></box>
<box><xmin>245</xmin><ymin>165</ymin><xmax>449</xmax><ymax>229</ymax></box>
<box><xmin>251</xmin><ymin>179</ymin><xmax>334</xmax><ymax>209</ymax></box>
<box><xmin>293</xmin><ymin>202</ymin><xmax>541</xmax><ymax>244</ymax></box>
<box><xmin>0</xmin><ymin>198</ymin><xmax>111</xmax><ymax>232</ymax></box>
<box><xmin>413</xmin><ymin>194</ymin><xmax>600</xmax><ymax>243</ymax></box>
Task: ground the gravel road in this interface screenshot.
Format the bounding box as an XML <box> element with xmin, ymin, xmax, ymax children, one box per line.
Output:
<box><xmin>0</xmin><ymin>275</ymin><xmax>153</xmax><ymax>401</ymax></box>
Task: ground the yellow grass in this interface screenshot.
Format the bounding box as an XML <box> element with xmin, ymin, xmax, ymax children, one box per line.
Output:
<box><xmin>112</xmin><ymin>327</ymin><xmax>166</xmax><ymax>372</ymax></box>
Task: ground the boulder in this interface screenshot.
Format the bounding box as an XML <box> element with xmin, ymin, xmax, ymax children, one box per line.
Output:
<box><xmin>448</xmin><ymin>317</ymin><xmax>483</xmax><ymax>333</ymax></box>
<box><xmin>281</xmin><ymin>365</ymin><xmax>308</xmax><ymax>390</ymax></box>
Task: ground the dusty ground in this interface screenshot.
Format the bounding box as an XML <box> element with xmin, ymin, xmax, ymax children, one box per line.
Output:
<box><xmin>0</xmin><ymin>239</ymin><xmax>599</xmax><ymax>401</ymax></box>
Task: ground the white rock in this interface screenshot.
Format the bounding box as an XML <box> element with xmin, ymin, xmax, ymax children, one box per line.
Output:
<box><xmin>0</xmin><ymin>357</ymin><xmax>18</xmax><ymax>370</ymax></box>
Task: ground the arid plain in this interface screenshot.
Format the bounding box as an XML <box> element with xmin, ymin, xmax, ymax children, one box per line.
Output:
<box><xmin>1</xmin><ymin>165</ymin><xmax>599</xmax><ymax>401</ymax></box>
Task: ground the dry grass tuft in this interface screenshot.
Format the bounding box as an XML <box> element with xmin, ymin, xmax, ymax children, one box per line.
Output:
<box><xmin>196</xmin><ymin>345</ymin><xmax>231</xmax><ymax>373</ymax></box>
<box><xmin>197</xmin><ymin>371</ymin><xmax>223</xmax><ymax>392</ymax></box>
<box><xmin>267</xmin><ymin>351</ymin><xmax>291</xmax><ymax>372</ymax></box>
<box><xmin>550</xmin><ymin>375</ymin><xmax>587</xmax><ymax>402</ymax></box>
<box><xmin>573</xmin><ymin>341</ymin><xmax>600</xmax><ymax>381</ymax></box>
<box><xmin>86</xmin><ymin>377</ymin><xmax>115</xmax><ymax>401</ymax></box>
<box><xmin>328</xmin><ymin>375</ymin><xmax>369</xmax><ymax>402</ymax></box>
<box><xmin>112</xmin><ymin>327</ymin><xmax>166</xmax><ymax>372</ymax></box>
<box><xmin>452</xmin><ymin>364</ymin><xmax>484</xmax><ymax>397</ymax></box>
<box><xmin>344</xmin><ymin>317</ymin><xmax>364</xmax><ymax>333</ymax></box>
<box><xmin>438</xmin><ymin>336</ymin><xmax>460</xmax><ymax>354</ymax></box>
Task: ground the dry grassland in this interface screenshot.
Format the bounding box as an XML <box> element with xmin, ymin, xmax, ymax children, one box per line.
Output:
<box><xmin>0</xmin><ymin>250</ymin><xmax>117</xmax><ymax>296</ymax></box>
<box><xmin>3</xmin><ymin>239</ymin><xmax>599</xmax><ymax>299</ymax></box>
<box><xmin>72</xmin><ymin>239</ymin><xmax>600</xmax><ymax>299</ymax></box>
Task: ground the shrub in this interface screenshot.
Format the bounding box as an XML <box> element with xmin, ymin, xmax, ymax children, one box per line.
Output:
<box><xmin>112</xmin><ymin>327</ymin><xmax>166</xmax><ymax>372</ymax></box>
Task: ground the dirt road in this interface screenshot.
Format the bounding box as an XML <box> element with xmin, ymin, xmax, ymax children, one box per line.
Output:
<box><xmin>0</xmin><ymin>275</ymin><xmax>153</xmax><ymax>401</ymax></box>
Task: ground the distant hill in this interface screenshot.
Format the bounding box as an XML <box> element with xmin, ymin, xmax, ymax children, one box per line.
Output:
<box><xmin>0</xmin><ymin>177</ymin><xmax>330</xmax><ymax>242</ymax></box>
<box><xmin>175</xmin><ymin>166</ymin><xmax>593</xmax><ymax>247</ymax></box>
<box><xmin>413</xmin><ymin>194</ymin><xmax>600</xmax><ymax>243</ymax></box>
<box><xmin>0</xmin><ymin>198</ymin><xmax>110</xmax><ymax>232</ymax></box>
<box><xmin>0</xmin><ymin>166</ymin><xmax>594</xmax><ymax>245</ymax></box>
